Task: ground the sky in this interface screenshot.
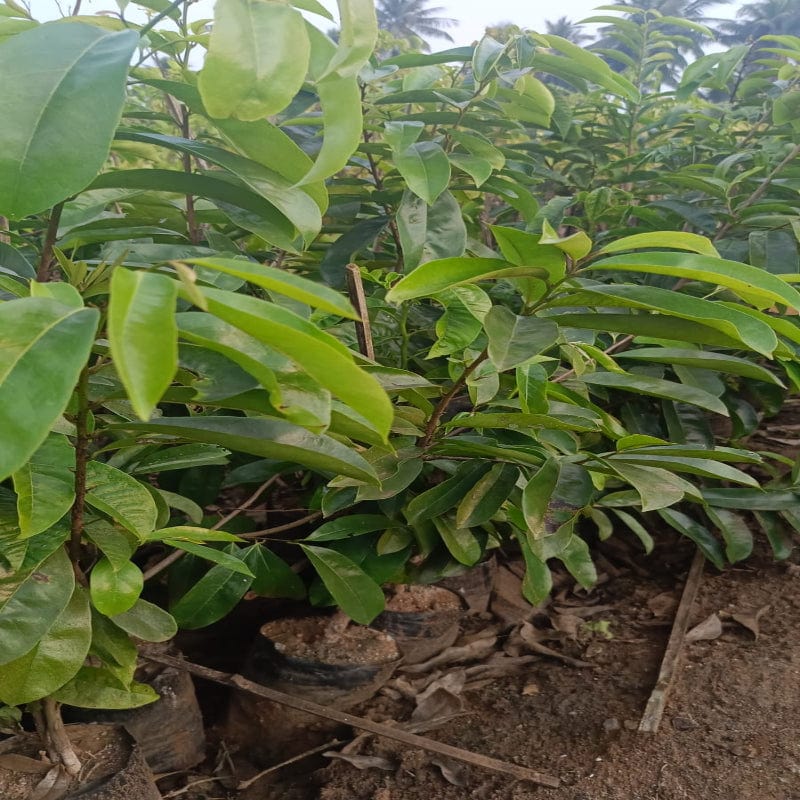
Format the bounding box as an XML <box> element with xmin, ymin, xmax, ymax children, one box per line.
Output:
<box><xmin>28</xmin><ymin>0</ymin><xmax>744</xmax><ymax>45</ymax></box>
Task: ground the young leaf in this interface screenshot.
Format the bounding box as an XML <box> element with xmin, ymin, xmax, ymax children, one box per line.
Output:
<box><xmin>394</xmin><ymin>141</ymin><xmax>451</xmax><ymax>206</ymax></box>
<box><xmin>90</xmin><ymin>558</ymin><xmax>143</xmax><ymax>617</ymax></box>
<box><xmin>0</xmin><ymin>23</ymin><xmax>137</xmax><ymax>217</ymax></box>
<box><xmin>85</xmin><ymin>461</ymin><xmax>158</xmax><ymax>537</ymax></box>
<box><xmin>485</xmin><ymin>306</ymin><xmax>558</xmax><ymax>371</ymax></box>
<box><xmin>53</xmin><ymin>667</ymin><xmax>158</xmax><ymax>709</ymax></box>
<box><xmin>300</xmin><ymin>545</ymin><xmax>385</xmax><ymax>624</ymax></box>
<box><xmin>198</xmin><ymin>0</ymin><xmax>310</xmax><ymax>121</ymax></box>
<box><xmin>108</xmin><ymin>268</ymin><xmax>178</xmax><ymax>421</ymax></box>
<box><xmin>111</xmin><ymin>598</ymin><xmax>177</xmax><ymax>642</ymax></box>
<box><xmin>161</xmin><ymin>540</ymin><xmax>254</xmax><ymax>577</ymax></box>
<box><xmin>0</xmin><ymin>299</ymin><xmax>98</xmax><ymax>481</ymax></box>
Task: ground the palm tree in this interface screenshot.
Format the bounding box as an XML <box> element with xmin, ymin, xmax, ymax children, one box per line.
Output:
<box><xmin>376</xmin><ymin>0</ymin><xmax>459</xmax><ymax>52</ymax></box>
<box><xmin>544</xmin><ymin>16</ymin><xmax>593</xmax><ymax>46</ymax></box>
<box><xmin>718</xmin><ymin>0</ymin><xmax>800</xmax><ymax>42</ymax></box>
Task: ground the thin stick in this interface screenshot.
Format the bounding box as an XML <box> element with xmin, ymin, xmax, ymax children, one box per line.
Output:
<box><xmin>143</xmin><ymin>653</ymin><xmax>560</xmax><ymax>789</ymax></box>
<box><xmin>345</xmin><ymin>263</ymin><xmax>374</xmax><ymax>360</ymax></box>
<box><xmin>36</xmin><ymin>202</ymin><xmax>64</xmax><ymax>282</ymax></box>
<box><xmin>143</xmin><ymin>475</ymin><xmax>280</xmax><ymax>580</ymax></box>
<box><xmin>239</xmin><ymin>510</ymin><xmax>322</xmax><ymax>539</ymax></box>
<box><xmin>237</xmin><ymin>739</ymin><xmax>343</xmax><ymax>790</ymax></box>
<box><xmin>639</xmin><ymin>548</ymin><xmax>705</xmax><ymax>734</ymax></box>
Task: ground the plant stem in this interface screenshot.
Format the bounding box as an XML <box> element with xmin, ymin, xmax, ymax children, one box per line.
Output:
<box><xmin>421</xmin><ymin>349</ymin><xmax>488</xmax><ymax>448</ymax></box>
<box><xmin>138</xmin><ymin>0</ymin><xmax>184</xmax><ymax>37</ymax></box>
<box><xmin>37</xmin><ymin>202</ymin><xmax>64</xmax><ymax>282</ymax></box>
<box><xmin>69</xmin><ymin>367</ymin><xmax>90</xmax><ymax>580</ymax></box>
<box><xmin>42</xmin><ymin>698</ymin><xmax>81</xmax><ymax>776</ymax></box>
<box><xmin>363</xmin><ymin>130</ymin><xmax>404</xmax><ymax>269</ymax></box>
<box><xmin>180</xmin><ymin>104</ymin><xmax>201</xmax><ymax>244</ymax></box>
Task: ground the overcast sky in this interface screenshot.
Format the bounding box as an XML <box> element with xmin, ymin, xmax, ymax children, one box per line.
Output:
<box><xmin>29</xmin><ymin>0</ymin><xmax>743</xmax><ymax>44</ymax></box>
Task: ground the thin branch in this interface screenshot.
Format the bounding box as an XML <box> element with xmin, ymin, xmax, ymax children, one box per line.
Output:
<box><xmin>239</xmin><ymin>510</ymin><xmax>322</xmax><ymax>539</ymax></box>
<box><xmin>421</xmin><ymin>349</ymin><xmax>488</xmax><ymax>448</ymax></box>
<box><xmin>639</xmin><ymin>548</ymin><xmax>705</xmax><ymax>734</ymax></box>
<box><xmin>37</xmin><ymin>202</ymin><xmax>64</xmax><ymax>282</ymax></box>
<box><xmin>346</xmin><ymin>263</ymin><xmax>374</xmax><ymax>359</ymax></box>
<box><xmin>143</xmin><ymin>475</ymin><xmax>281</xmax><ymax>581</ymax></box>
<box><xmin>139</xmin><ymin>0</ymin><xmax>183</xmax><ymax>36</ymax></box>
<box><xmin>42</xmin><ymin>699</ymin><xmax>81</xmax><ymax>776</ymax></box>
<box><xmin>143</xmin><ymin>653</ymin><xmax>561</xmax><ymax>789</ymax></box>
<box><xmin>69</xmin><ymin>367</ymin><xmax>90</xmax><ymax>584</ymax></box>
<box><xmin>237</xmin><ymin>739</ymin><xmax>343</xmax><ymax>790</ymax></box>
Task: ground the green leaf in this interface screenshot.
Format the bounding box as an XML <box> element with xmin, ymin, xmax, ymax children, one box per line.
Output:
<box><xmin>658</xmin><ymin>508</ymin><xmax>725</xmax><ymax>569</ymax></box>
<box><xmin>394</xmin><ymin>141</ymin><xmax>451</xmax><ymax>206</ymax></box>
<box><xmin>433</xmin><ymin>516</ymin><xmax>482</xmax><ymax>566</ymax></box>
<box><xmin>321</xmin><ymin>0</ymin><xmax>378</xmax><ymax>79</ymax></box>
<box><xmin>145</xmin><ymin>526</ymin><xmax>242</xmax><ymax>543</ymax></box>
<box><xmin>0</xmin><ymin>298</ymin><xmax>98</xmax><ymax>481</ymax></box>
<box><xmin>405</xmin><ymin>462</ymin><xmax>492</xmax><ymax>524</ymax></box>
<box><xmin>522</xmin><ymin>458</ymin><xmax>560</xmax><ymax>538</ymax></box>
<box><xmin>242</xmin><ymin>544</ymin><xmax>305</xmax><ymax>599</ymax></box>
<box><xmin>111</xmin><ymin>598</ymin><xmax>177</xmax><ymax>642</ymax></box>
<box><xmin>610</xmin><ymin>509</ymin><xmax>654</xmax><ymax>554</ymax></box>
<box><xmin>183</xmin><ymin>257</ymin><xmax>357</xmax><ymax>318</ymax></box>
<box><xmin>616</xmin><ymin>349</ymin><xmax>782</xmax><ymax>385</ymax></box>
<box><xmin>0</xmin><ymin>586</ymin><xmax>90</xmax><ymax>706</ymax></box>
<box><xmin>386</xmin><ymin>257</ymin><xmax>548</xmax><ymax>303</ymax></box>
<box><xmin>85</xmin><ymin>461</ymin><xmax>158</xmax><ymax>536</ymax></box>
<box><xmin>90</xmin><ymin>558</ymin><xmax>143</xmax><ymax>617</ymax></box>
<box><xmin>171</xmin><ymin>552</ymin><xmax>253</xmax><ymax>630</ymax></box>
<box><xmin>0</xmin><ymin>23</ymin><xmax>137</xmax><ymax>218</ymax></box>
<box><xmin>472</xmin><ymin>35</ymin><xmax>506</xmax><ymax>81</ymax></box>
<box><xmin>456</xmin><ymin>463</ymin><xmax>519</xmax><ymax>528</ymax></box>
<box><xmin>588</xmin><ymin>252</ymin><xmax>800</xmax><ymax>312</ymax></box>
<box><xmin>83</xmin><ymin>521</ymin><xmax>136</xmax><ymax>571</ymax></box>
<box><xmin>557</xmin><ymin>535</ymin><xmax>596</xmax><ymax>589</ymax></box>
<box><xmin>305</xmin><ymin>515</ymin><xmax>396</xmax><ymax>542</ymax></box>
<box><xmin>162</xmin><ymin>540</ymin><xmax>254</xmax><ymax>577</ymax></box>
<box><xmin>198</xmin><ymin>0</ymin><xmax>310</xmax><ymax>121</ymax></box>
<box><xmin>539</xmin><ymin>220</ymin><xmax>591</xmax><ymax>261</ymax></box>
<box><xmin>704</xmin><ymin>507</ymin><xmax>753</xmax><ymax>563</ymax></box>
<box><xmin>754</xmin><ymin>511</ymin><xmax>793</xmax><ymax>560</ymax></box>
<box><xmin>196</xmin><ymin>288</ymin><xmax>392</xmax><ymax>438</ymax></box>
<box><xmin>0</xmin><ymin>545</ymin><xmax>74</xmax><ymax>666</ymax></box>
<box><xmin>607</xmin><ymin>454</ymin><xmax>758</xmax><ymax>487</ymax></box>
<box><xmin>397</xmin><ymin>189</ymin><xmax>467</xmax><ymax>271</ymax></box>
<box><xmin>131</xmin><ymin>444</ymin><xmax>231</xmax><ymax>475</ymax></box>
<box><xmin>109</xmin><ymin>268</ymin><xmax>178</xmax><ymax>421</ymax></box>
<box><xmin>582</xmin><ymin>372</ymin><xmax>729</xmax><ymax>416</ymax></box>
<box><xmin>605</xmin><ymin>462</ymin><xmax>689</xmax><ymax>512</ymax></box>
<box><xmin>442</xmin><ymin>412</ymin><xmax>600</xmax><ymax>433</ymax></box>
<box><xmin>516</xmin><ymin>363</ymin><xmax>549</xmax><ymax>414</ymax></box>
<box><xmin>599</xmin><ymin>232</ymin><xmax>719</xmax><ymax>257</ymax></box>
<box><xmin>13</xmin><ymin>434</ymin><xmax>74</xmax><ymax>539</ymax></box>
<box><xmin>449</xmin><ymin>153</ymin><xmax>493</xmax><ymax>188</ymax></box>
<box><xmin>117</xmin><ymin>416</ymin><xmax>379</xmax><ymax>484</ymax></box>
<box><xmin>700</xmin><ymin>488</ymin><xmax>800</xmax><ymax>511</ymax></box>
<box><xmin>485</xmin><ymin>306</ymin><xmax>558</xmax><ymax>371</ymax></box>
<box><xmin>53</xmin><ymin>667</ymin><xmax>158</xmax><ymax>709</ymax></box>
<box><xmin>300</xmin><ymin>544</ymin><xmax>385</xmax><ymax>624</ymax></box>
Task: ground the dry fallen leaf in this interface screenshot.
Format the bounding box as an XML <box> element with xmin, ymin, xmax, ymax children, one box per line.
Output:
<box><xmin>431</xmin><ymin>756</ymin><xmax>469</xmax><ymax>787</ymax></box>
<box><xmin>324</xmin><ymin>752</ymin><xmax>394</xmax><ymax>772</ymax></box>
<box><xmin>522</xmin><ymin>682</ymin><xmax>540</xmax><ymax>696</ymax></box>
<box><xmin>490</xmin><ymin>565</ymin><xmax>539</xmax><ymax>624</ymax></box>
<box><xmin>731</xmin><ymin>605</ymin><xmax>770</xmax><ymax>639</ymax></box>
<box><xmin>550</xmin><ymin>613</ymin><xmax>582</xmax><ymax>639</ymax></box>
<box><xmin>519</xmin><ymin>622</ymin><xmax>593</xmax><ymax>668</ymax></box>
<box><xmin>401</xmin><ymin>637</ymin><xmax>497</xmax><ymax>674</ymax></box>
<box><xmin>647</xmin><ymin>591</ymin><xmax>679</xmax><ymax>618</ymax></box>
<box><xmin>411</xmin><ymin>670</ymin><xmax>466</xmax><ymax>723</ymax></box>
<box><xmin>685</xmin><ymin>613</ymin><xmax>723</xmax><ymax>643</ymax></box>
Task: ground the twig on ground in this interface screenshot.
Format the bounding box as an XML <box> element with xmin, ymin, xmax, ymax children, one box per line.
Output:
<box><xmin>346</xmin><ymin>263</ymin><xmax>375</xmax><ymax>360</ymax></box>
<box><xmin>143</xmin><ymin>653</ymin><xmax>560</xmax><ymax>789</ymax></box>
<box><xmin>237</xmin><ymin>739</ymin><xmax>343</xmax><ymax>790</ymax></box>
<box><xmin>639</xmin><ymin>548</ymin><xmax>705</xmax><ymax>734</ymax></box>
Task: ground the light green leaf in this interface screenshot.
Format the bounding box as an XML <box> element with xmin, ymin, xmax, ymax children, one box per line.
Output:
<box><xmin>13</xmin><ymin>433</ymin><xmax>74</xmax><ymax>538</ymax></box>
<box><xmin>397</xmin><ymin>189</ymin><xmax>467</xmax><ymax>271</ymax></box>
<box><xmin>456</xmin><ymin>462</ymin><xmax>519</xmax><ymax>528</ymax></box>
<box><xmin>0</xmin><ymin>298</ymin><xmax>98</xmax><ymax>481</ymax></box>
<box><xmin>321</xmin><ymin>0</ymin><xmax>378</xmax><ymax>79</ymax></box>
<box><xmin>0</xmin><ymin>586</ymin><xmax>91</xmax><ymax>706</ymax></box>
<box><xmin>0</xmin><ymin>23</ymin><xmax>137</xmax><ymax>218</ymax></box>
<box><xmin>394</xmin><ymin>141</ymin><xmax>451</xmax><ymax>206</ymax></box>
<box><xmin>516</xmin><ymin>531</ymin><xmax>552</xmax><ymax>606</ymax></box>
<box><xmin>109</xmin><ymin>268</ymin><xmax>178</xmax><ymax>421</ymax></box>
<box><xmin>115</xmin><ymin>416</ymin><xmax>379</xmax><ymax>484</ymax></box>
<box><xmin>557</xmin><ymin>535</ymin><xmax>596</xmax><ymax>589</ymax></box>
<box><xmin>599</xmin><ymin>232</ymin><xmax>719</xmax><ymax>257</ymax></box>
<box><xmin>145</xmin><ymin>526</ymin><xmax>242</xmax><ymax>543</ymax></box>
<box><xmin>131</xmin><ymin>444</ymin><xmax>231</xmax><ymax>475</ymax></box>
<box><xmin>53</xmin><ymin>667</ymin><xmax>158</xmax><ymax>709</ymax></box>
<box><xmin>305</xmin><ymin>515</ymin><xmax>396</xmax><ymax>542</ymax></box>
<box><xmin>90</xmin><ymin>558</ymin><xmax>143</xmax><ymax>616</ymax></box>
<box><xmin>162</xmin><ymin>540</ymin><xmax>254</xmax><ymax>576</ymax></box>
<box><xmin>85</xmin><ymin>461</ymin><xmax>158</xmax><ymax>536</ymax></box>
<box><xmin>606</xmin><ymin>462</ymin><xmax>689</xmax><ymax>512</ymax></box>
<box><xmin>111</xmin><ymin>598</ymin><xmax>177</xmax><ymax>642</ymax></box>
<box><xmin>522</xmin><ymin>458</ymin><xmax>560</xmax><ymax>538</ymax></box>
<box><xmin>485</xmin><ymin>306</ymin><xmax>558</xmax><ymax>371</ymax></box>
<box><xmin>198</xmin><ymin>0</ymin><xmax>310</xmax><ymax>121</ymax></box>
<box><xmin>516</xmin><ymin>363</ymin><xmax>549</xmax><ymax>414</ymax></box>
<box><xmin>539</xmin><ymin>220</ymin><xmax>591</xmax><ymax>261</ymax></box>
<box><xmin>300</xmin><ymin>545</ymin><xmax>385</xmax><ymax>624</ymax></box>
<box><xmin>610</xmin><ymin>509</ymin><xmax>654</xmax><ymax>554</ymax></box>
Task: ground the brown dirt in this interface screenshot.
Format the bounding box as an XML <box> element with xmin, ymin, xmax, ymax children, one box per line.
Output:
<box><xmin>384</xmin><ymin>585</ymin><xmax>462</xmax><ymax>612</ymax></box>
<box><xmin>237</xmin><ymin>542</ymin><xmax>800</xmax><ymax>800</ymax></box>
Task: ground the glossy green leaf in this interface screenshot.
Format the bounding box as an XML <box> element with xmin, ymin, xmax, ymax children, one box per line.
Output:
<box><xmin>449</xmin><ymin>153</ymin><xmax>493</xmax><ymax>187</ymax></box>
<box><xmin>109</xmin><ymin>268</ymin><xmax>178</xmax><ymax>421</ymax></box>
<box><xmin>472</xmin><ymin>35</ymin><xmax>506</xmax><ymax>81</ymax></box>
<box><xmin>599</xmin><ymin>232</ymin><xmax>719</xmax><ymax>257</ymax></box>
<box><xmin>83</xmin><ymin>521</ymin><xmax>136</xmax><ymax>571</ymax></box>
<box><xmin>196</xmin><ymin>288</ymin><xmax>392</xmax><ymax>438</ymax></box>
<box><xmin>606</xmin><ymin>462</ymin><xmax>690</xmax><ymax>512</ymax></box>
<box><xmin>0</xmin><ymin>545</ymin><xmax>74</xmax><ymax>666</ymax></box>
<box><xmin>301</xmin><ymin>545</ymin><xmax>385</xmax><ymax>624</ymax></box>
<box><xmin>700</xmin><ymin>488</ymin><xmax>800</xmax><ymax>511</ymax></box>
<box><xmin>305</xmin><ymin>515</ymin><xmax>396</xmax><ymax>542</ymax></box>
<box><xmin>405</xmin><ymin>462</ymin><xmax>492</xmax><ymax>524</ymax></box>
<box><xmin>433</xmin><ymin>516</ymin><xmax>482</xmax><ymax>566</ymax></box>
<box><xmin>131</xmin><ymin>444</ymin><xmax>231</xmax><ymax>475</ymax></box>
<box><xmin>516</xmin><ymin>363</ymin><xmax>548</xmax><ymax>414</ymax></box>
<box><xmin>116</xmin><ymin>416</ymin><xmax>379</xmax><ymax>484</ymax></box>
<box><xmin>0</xmin><ymin>298</ymin><xmax>98</xmax><ymax>481</ymax></box>
<box><xmin>53</xmin><ymin>667</ymin><xmax>158</xmax><ymax>709</ymax></box>
<box><xmin>162</xmin><ymin>540</ymin><xmax>253</xmax><ymax>576</ymax></box>
<box><xmin>198</xmin><ymin>0</ymin><xmax>310</xmax><ymax>121</ymax></box>
<box><xmin>557</xmin><ymin>535</ymin><xmax>596</xmax><ymax>589</ymax></box>
<box><xmin>704</xmin><ymin>507</ymin><xmax>753</xmax><ymax>563</ymax></box>
<box><xmin>394</xmin><ymin>141</ymin><xmax>451</xmax><ymax>206</ymax></box>
<box><xmin>0</xmin><ymin>587</ymin><xmax>91</xmax><ymax>705</ymax></box>
<box><xmin>456</xmin><ymin>462</ymin><xmax>519</xmax><ymax>528</ymax></box>
<box><xmin>13</xmin><ymin>434</ymin><xmax>74</xmax><ymax>539</ymax></box>
<box><xmin>242</xmin><ymin>544</ymin><xmax>305</xmax><ymax>599</ymax></box>
<box><xmin>145</xmin><ymin>526</ymin><xmax>241</xmax><ymax>543</ymax></box>
<box><xmin>322</xmin><ymin>0</ymin><xmax>378</xmax><ymax>79</ymax></box>
<box><xmin>85</xmin><ymin>461</ymin><xmax>158</xmax><ymax>536</ymax></box>
<box><xmin>517</xmin><ymin>532</ymin><xmax>552</xmax><ymax>606</ymax></box>
<box><xmin>522</xmin><ymin>458</ymin><xmax>560</xmax><ymax>538</ymax></box>
<box><xmin>386</xmin><ymin>257</ymin><xmax>548</xmax><ymax>303</ymax></box>
<box><xmin>0</xmin><ymin>23</ymin><xmax>137</xmax><ymax>218</ymax></box>
<box><xmin>754</xmin><ymin>511</ymin><xmax>793</xmax><ymax>560</ymax></box>
<box><xmin>610</xmin><ymin>509</ymin><xmax>654</xmax><ymax>554</ymax></box>
<box><xmin>539</xmin><ymin>220</ymin><xmax>591</xmax><ymax>261</ymax></box>
<box><xmin>442</xmin><ymin>412</ymin><xmax>600</xmax><ymax>433</ymax></box>
<box><xmin>582</xmin><ymin>372</ymin><xmax>728</xmax><ymax>416</ymax></box>
<box><xmin>485</xmin><ymin>306</ymin><xmax>558</xmax><ymax>371</ymax></box>
<box><xmin>111</xmin><ymin>598</ymin><xmax>177</xmax><ymax>642</ymax></box>
<box><xmin>184</xmin><ymin>257</ymin><xmax>357</xmax><ymax>318</ymax></box>
<box><xmin>397</xmin><ymin>189</ymin><xmax>467</xmax><ymax>271</ymax></box>
<box><xmin>607</xmin><ymin>454</ymin><xmax>758</xmax><ymax>487</ymax></box>
<box><xmin>90</xmin><ymin>558</ymin><xmax>143</xmax><ymax>617</ymax></box>
<box><xmin>588</xmin><ymin>252</ymin><xmax>800</xmax><ymax>312</ymax></box>
<box><xmin>658</xmin><ymin>508</ymin><xmax>725</xmax><ymax>569</ymax></box>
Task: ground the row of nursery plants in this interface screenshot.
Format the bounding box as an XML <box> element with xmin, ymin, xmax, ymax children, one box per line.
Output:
<box><xmin>1</xmin><ymin>0</ymin><xmax>799</xmax><ymax>756</ymax></box>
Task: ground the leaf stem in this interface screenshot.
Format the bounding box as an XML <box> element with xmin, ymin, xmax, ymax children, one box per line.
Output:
<box><xmin>37</xmin><ymin>202</ymin><xmax>64</xmax><ymax>282</ymax></box>
<box><xmin>138</xmin><ymin>0</ymin><xmax>184</xmax><ymax>37</ymax></box>
<box><xmin>69</xmin><ymin>366</ymin><xmax>90</xmax><ymax>581</ymax></box>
